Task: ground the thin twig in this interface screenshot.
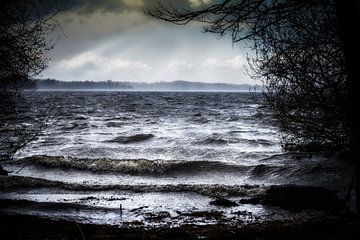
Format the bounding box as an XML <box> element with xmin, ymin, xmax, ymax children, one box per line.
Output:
<box><xmin>75</xmin><ymin>222</ymin><xmax>86</xmax><ymax>240</ymax></box>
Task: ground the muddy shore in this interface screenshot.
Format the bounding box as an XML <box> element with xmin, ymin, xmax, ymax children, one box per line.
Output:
<box><xmin>1</xmin><ymin>174</ymin><xmax>360</xmax><ymax>239</ymax></box>
<box><xmin>0</xmin><ymin>213</ymin><xmax>359</xmax><ymax>240</ymax></box>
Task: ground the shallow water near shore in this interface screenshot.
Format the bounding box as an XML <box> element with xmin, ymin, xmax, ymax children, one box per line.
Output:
<box><xmin>0</xmin><ymin>91</ymin><xmax>354</xmax><ymax>226</ymax></box>
<box><xmin>0</xmin><ymin>188</ymin><xmax>268</xmax><ymax>226</ymax></box>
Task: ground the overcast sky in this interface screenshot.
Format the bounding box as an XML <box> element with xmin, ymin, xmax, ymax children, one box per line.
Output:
<box><xmin>41</xmin><ymin>0</ymin><xmax>253</xmax><ymax>84</ymax></box>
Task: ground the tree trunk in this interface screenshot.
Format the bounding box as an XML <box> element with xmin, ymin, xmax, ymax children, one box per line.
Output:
<box><xmin>335</xmin><ymin>0</ymin><xmax>360</xmax><ymax>212</ymax></box>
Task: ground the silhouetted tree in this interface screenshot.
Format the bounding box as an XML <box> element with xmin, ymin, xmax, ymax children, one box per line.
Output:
<box><xmin>248</xmin><ymin>1</ymin><xmax>348</xmax><ymax>151</ymax></box>
<box><xmin>0</xmin><ymin>0</ymin><xmax>60</xmax><ymax>174</ymax></box>
<box><xmin>147</xmin><ymin>0</ymin><xmax>360</xmax><ymax>210</ymax></box>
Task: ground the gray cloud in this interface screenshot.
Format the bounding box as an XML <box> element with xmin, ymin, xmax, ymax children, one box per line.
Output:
<box><xmin>40</xmin><ymin>0</ymin><xmax>253</xmax><ymax>84</ymax></box>
<box><xmin>68</xmin><ymin>0</ymin><xmax>129</xmax><ymax>15</ymax></box>
<box><xmin>52</xmin><ymin>0</ymin><xmax>203</xmax><ymax>15</ymax></box>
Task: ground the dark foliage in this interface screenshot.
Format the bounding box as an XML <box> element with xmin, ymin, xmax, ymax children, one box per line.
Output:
<box><xmin>0</xmin><ymin>0</ymin><xmax>60</xmax><ymax>173</ymax></box>
<box><xmin>146</xmin><ymin>0</ymin><xmax>360</xmax><ymax>211</ymax></box>
<box><xmin>0</xmin><ymin>0</ymin><xmax>60</xmax><ymax>92</ymax></box>
<box><xmin>146</xmin><ymin>0</ymin><xmax>351</xmax><ymax>152</ymax></box>
<box><xmin>0</xmin><ymin>94</ymin><xmax>47</xmax><ymax>169</ymax></box>
<box><xmin>248</xmin><ymin>1</ymin><xmax>349</xmax><ymax>151</ymax></box>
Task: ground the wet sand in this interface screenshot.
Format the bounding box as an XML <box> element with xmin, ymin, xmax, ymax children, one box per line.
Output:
<box><xmin>1</xmin><ymin>174</ymin><xmax>359</xmax><ymax>239</ymax></box>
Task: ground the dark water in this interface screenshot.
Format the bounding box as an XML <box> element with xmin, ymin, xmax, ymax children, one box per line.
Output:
<box><xmin>1</xmin><ymin>91</ymin><xmax>352</xmax><ymax>226</ymax></box>
<box><xmin>20</xmin><ymin>91</ymin><xmax>279</xmax><ymax>160</ymax></box>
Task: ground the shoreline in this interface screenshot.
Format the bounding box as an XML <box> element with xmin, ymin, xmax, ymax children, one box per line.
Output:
<box><xmin>0</xmin><ymin>175</ymin><xmax>352</xmax><ymax>226</ymax></box>
<box><xmin>0</xmin><ymin>212</ymin><xmax>359</xmax><ymax>240</ymax></box>
<box><xmin>2</xmin><ymin>173</ymin><xmax>358</xmax><ymax>239</ymax></box>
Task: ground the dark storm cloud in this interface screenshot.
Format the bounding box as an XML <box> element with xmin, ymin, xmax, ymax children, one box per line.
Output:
<box><xmin>38</xmin><ymin>0</ymin><xmax>252</xmax><ymax>83</ymax></box>
<box><xmin>71</xmin><ymin>0</ymin><xmax>201</xmax><ymax>13</ymax></box>
<box><xmin>44</xmin><ymin>0</ymin><xmax>217</xmax><ymax>60</ymax></box>
<box><xmin>48</xmin><ymin>0</ymin><xmax>207</xmax><ymax>15</ymax></box>
<box><xmin>66</xmin><ymin>0</ymin><xmax>128</xmax><ymax>14</ymax></box>
<box><xmin>12</xmin><ymin>0</ymin><xmax>218</xmax><ymax>21</ymax></box>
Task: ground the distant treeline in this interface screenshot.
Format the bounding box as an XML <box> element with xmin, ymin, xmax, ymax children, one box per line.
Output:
<box><xmin>37</xmin><ymin>79</ymin><xmax>261</xmax><ymax>91</ymax></box>
<box><xmin>37</xmin><ymin>79</ymin><xmax>133</xmax><ymax>90</ymax></box>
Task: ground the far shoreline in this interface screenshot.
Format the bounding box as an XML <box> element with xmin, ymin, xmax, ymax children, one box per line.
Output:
<box><xmin>33</xmin><ymin>89</ymin><xmax>258</xmax><ymax>93</ymax></box>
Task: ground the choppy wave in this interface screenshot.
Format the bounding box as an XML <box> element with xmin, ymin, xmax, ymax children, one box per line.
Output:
<box><xmin>11</xmin><ymin>154</ymin><xmax>349</xmax><ymax>183</ymax></box>
<box><xmin>193</xmin><ymin>135</ymin><xmax>275</xmax><ymax>146</ymax></box>
<box><xmin>9</xmin><ymin>92</ymin><xmax>353</xmax><ymax>194</ymax></box>
<box><xmin>17</xmin><ymin>92</ymin><xmax>282</xmax><ymax>163</ymax></box>
<box><xmin>243</xmin><ymin>139</ymin><xmax>275</xmax><ymax>146</ymax></box>
<box><xmin>13</xmin><ymin>155</ymin><xmax>253</xmax><ymax>175</ymax></box>
<box><xmin>8</xmin><ymin>152</ymin><xmax>353</xmax><ymax>192</ymax></box>
<box><xmin>105</xmin><ymin>122</ymin><xmax>127</xmax><ymax>128</ymax></box>
<box><xmin>0</xmin><ymin>175</ymin><xmax>266</xmax><ymax>197</ymax></box>
<box><xmin>194</xmin><ymin>136</ymin><xmax>231</xmax><ymax>145</ymax></box>
<box><xmin>59</xmin><ymin>121</ymin><xmax>89</xmax><ymax>131</ymax></box>
<box><xmin>105</xmin><ymin>116</ymin><xmax>133</xmax><ymax>121</ymax></box>
<box><xmin>106</xmin><ymin>134</ymin><xmax>155</xmax><ymax>144</ymax></box>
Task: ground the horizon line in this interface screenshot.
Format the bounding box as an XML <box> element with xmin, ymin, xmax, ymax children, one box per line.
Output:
<box><xmin>38</xmin><ymin>78</ymin><xmax>260</xmax><ymax>86</ymax></box>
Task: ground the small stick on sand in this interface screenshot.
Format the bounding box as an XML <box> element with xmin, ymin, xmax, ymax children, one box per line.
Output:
<box><xmin>120</xmin><ymin>204</ymin><xmax>123</xmax><ymax>216</ymax></box>
<box><xmin>75</xmin><ymin>222</ymin><xmax>86</xmax><ymax>240</ymax></box>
